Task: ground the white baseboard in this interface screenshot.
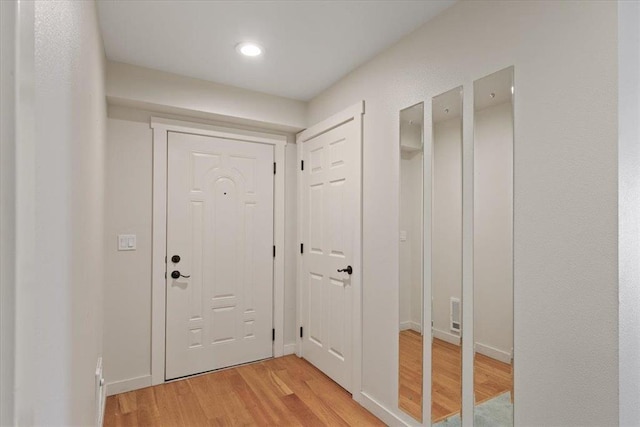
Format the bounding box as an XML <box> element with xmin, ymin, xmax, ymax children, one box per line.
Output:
<box><xmin>106</xmin><ymin>375</ymin><xmax>152</xmax><ymax>396</ymax></box>
<box><xmin>433</xmin><ymin>328</ymin><xmax>461</xmax><ymax>346</ymax></box>
<box><xmin>357</xmin><ymin>391</ymin><xmax>414</xmax><ymax>426</ymax></box>
<box><xmin>474</xmin><ymin>342</ymin><xmax>512</xmax><ymax>364</ymax></box>
<box><xmin>400</xmin><ymin>321</ymin><xmax>422</xmax><ymax>333</ymax></box>
<box><xmin>283</xmin><ymin>343</ymin><xmax>296</xmax><ymax>356</ymax></box>
<box><xmin>409</xmin><ymin>321</ymin><xmax>422</xmax><ymax>333</ymax></box>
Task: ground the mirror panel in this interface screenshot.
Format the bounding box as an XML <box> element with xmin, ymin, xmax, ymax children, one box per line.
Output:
<box><xmin>398</xmin><ymin>102</ymin><xmax>424</xmax><ymax>422</ymax></box>
<box><xmin>431</xmin><ymin>87</ymin><xmax>463</xmax><ymax>426</ymax></box>
<box><xmin>473</xmin><ymin>66</ymin><xmax>514</xmax><ymax>426</ymax></box>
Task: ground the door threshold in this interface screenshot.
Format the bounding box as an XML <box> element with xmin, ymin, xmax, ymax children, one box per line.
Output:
<box><xmin>165</xmin><ymin>356</ymin><xmax>274</xmax><ymax>383</ymax></box>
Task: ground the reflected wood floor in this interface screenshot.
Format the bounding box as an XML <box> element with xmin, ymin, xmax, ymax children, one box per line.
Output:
<box><xmin>474</xmin><ymin>352</ymin><xmax>513</xmax><ymax>405</ymax></box>
<box><xmin>104</xmin><ymin>355</ymin><xmax>384</xmax><ymax>427</ymax></box>
<box><xmin>398</xmin><ymin>330</ymin><xmax>513</xmax><ymax>423</ymax></box>
<box><xmin>398</xmin><ymin>330</ymin><xmax>424</xmax><ymax>421</ymax></box>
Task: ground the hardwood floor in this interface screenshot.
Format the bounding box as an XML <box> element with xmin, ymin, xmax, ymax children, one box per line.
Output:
<box><xmin>473</xmin><ymin>352</ymin><xmax>513</xmax><ymax>405</ymax></box>
<box><xmin>398</xmin><ymin>330</ymin><xmax>513</xmax><ymax>423</ymax></box>
<box><xmin>398</xmin><ymin>330</ymin><xmax>423</xmax><ymax>421</ymax></box>
<box><xmin>104</xmin><ymin>355</ymin><xmax>384</xmax><ymax>427</ymax></box>
<box><xmin>431</xmin><ymin>338</ymin><xmax>462</xmax><ymax>423</ymax></box>
<box><xmin>106</xmin><ymin>337</ymin><xmax>513</xmax><ymax>426</ymax></box>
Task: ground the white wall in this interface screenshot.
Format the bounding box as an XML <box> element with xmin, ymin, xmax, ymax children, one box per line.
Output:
<box><xmin>400</xmin><ymin>151</ymin><xmax>423</xmax><ymax>332</ymax></box>
<box><xmin>103</xmin><ymin>116</ymin><xmax>153</xmax><ymax>392</ymax></box>
<box><xmin>432</xmin><ymin>117</ymin><xmax>462</xmax><ymax>342</ymax></box>
<box><xmin>102</xmin><ymin>58</ymin><xmax>306</xmax><ymax>391</ymax></box>
<box><xmin>0</xmin><ymin>0</ymin><xmax>17</xmax><ymax>424</ymax></box>
<box><xmin>14</xmin><ymin>0</ymin><xmax>106</xmax><ymax>424</ymax></box>
<box><xmin>618</xmin><ymin>1</ymin><xmax>640</xmax><ymax>425</ymax></box>
<box><xmin>308</xmin><ymin>1</ymin><xmax>618</xmax><ymax>425</ymax></box>
<box><xmin>106</xmin><ymin>61</ymin><xmax>307</xmax><ymax>133</ymax></box>
<box><xmin>103</xmin><ymin>105</ymin><xmax>299</xmax><ymax>390</ymax></box>
<box><xmin>474</xmin><ymin>102</ymin><xmax>513</xmax><ymax>360</ymax></box>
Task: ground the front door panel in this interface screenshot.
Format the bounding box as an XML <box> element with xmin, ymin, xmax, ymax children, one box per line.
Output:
<box><xmin>165</xmin><ymin>131</ymin><xmax>274</xmax><ymax>380</ymax></box>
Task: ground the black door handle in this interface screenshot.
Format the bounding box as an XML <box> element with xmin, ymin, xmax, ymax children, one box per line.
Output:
<box><xmin>337</xmin><ymin>266</ymin><xmax>353</xmax><ymax>275</ymax></box>
<box><xmin>171</xmin><ymin>270</ymin><xmax>191</xmax><ymax>279</ymax></box>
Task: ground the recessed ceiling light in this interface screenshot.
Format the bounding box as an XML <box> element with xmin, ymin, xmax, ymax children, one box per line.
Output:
<box><xmin>236</xmin><ymin>42</ymin><xmax>263</xmax><ymax>57</ymax></box>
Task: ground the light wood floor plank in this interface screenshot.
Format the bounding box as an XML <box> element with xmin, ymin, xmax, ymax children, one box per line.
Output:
<box><xmin>105</xmin><ymin>355</ymin><xmax>382</xmax><ymax>427</ymax></box>
<box><xmin>106</xmin><ymin>341</ymin><xmax>513</xmax><ymax>426</ymax></box>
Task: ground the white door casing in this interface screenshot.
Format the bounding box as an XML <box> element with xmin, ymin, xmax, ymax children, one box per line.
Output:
<box><xmin>297</xmin><ymin>102</ymin><xmax>364</xmax><ymax>395</ymax></box>
<box><xmin>151</xmin><ymin>118</ymin><xmax>286</xmax><ymax>385</ymax></box>
<box><xmin>165</xmin><ymin>131</ymin><xmax>274</xmax><ymax>380</ymax></box>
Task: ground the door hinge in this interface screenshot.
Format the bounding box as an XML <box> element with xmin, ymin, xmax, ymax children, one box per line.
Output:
<box><xmin>273</xmin><ymin>245</ymin><xmax>276</xmax><ymax>258</ymax></box>
<box><xmin>272</xmin><ymin>328</ymin><xmax>275</xmax><ymax>341</ymax></box>
<box><xmin>300</xmin><ymin>243</ymin><xmax>304</xmax><ymax>254</ymax></box>
<box><xmin>301</xmin><ymin>160</ymin><xmax>304</xmax><ymax>171</ymax></box>
<box><xmin>274</xmin><ymin>162</ymin><xmax>276</xmax><ymax>175</ymax></box>
<box><xmin>299</xmin><ymin>326</ymin><xmax>303</xmax><ymax>338</ymax></box>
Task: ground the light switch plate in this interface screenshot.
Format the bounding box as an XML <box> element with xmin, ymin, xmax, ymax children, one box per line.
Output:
<box><xmin>118</xmin><ymin>234</ymin><xmax>136</xmax><ymax>251</ymax></box>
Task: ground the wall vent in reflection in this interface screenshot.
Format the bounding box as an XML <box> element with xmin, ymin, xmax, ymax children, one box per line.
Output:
<box><xmin>450</xmin><ymin>297</ymin><xmax>461</xmax><ymax>334</ymax></box>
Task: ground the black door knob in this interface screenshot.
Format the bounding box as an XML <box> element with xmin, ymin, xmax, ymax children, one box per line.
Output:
<box><xmin>337</xmin><ymin>266</ymin><xmax>353</xmax><ymax>275</ymax></box>
<box><xmin>171</xmin><ymin>270</ymin><xmax>190</xmax><ymax>279</ymax></box>
<box><xmin>171</xmin><ymin>255</ymin><xmax>181</xmax><ymax>263</ymax></box>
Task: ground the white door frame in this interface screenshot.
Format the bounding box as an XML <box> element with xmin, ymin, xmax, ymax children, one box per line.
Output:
<box><xmin>295</xmin><ymin>101</ymin><xmax>364</xmax><ymax>400</ymax></box>
<box><xmin>150</xmin><ymin>117</ymin><xmax>287</xmax><ymax>385</ymax></box>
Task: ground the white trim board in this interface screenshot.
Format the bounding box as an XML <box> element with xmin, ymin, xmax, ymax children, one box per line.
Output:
<box><xmin>297</xmin><ymin>102</ymin><xmax>363</xmax><ymax>143</ymax></box>
<box><xmin>618</xmin><ymin>2</ymin><xmax>640</xmax><ymax>425</ymax></box>
<box><xmin>296</xmin><ymin>100</ymin><xmax>364</xmax><ymax>401</ymax></box>
<box><xmin>433</xmin><ymin>328</ymin><xmax>461</xmax><ymax>346</ymax></box>
<box><xmin>150</xmin><ymin>117</ymin><xmax>287</xmax><ymax>386</ymax></box>
<box><xmin>400</xmin><ymin>321</ymin><xmax>423</xmax><ymax>334</ymax></box>
<box><xmin>474</xmin><ymin>342</ymin><xmax>512</xmax><ymax>364</ymax></box>
<box><xmin>106</xmin><ymin>375</ymin><xmax>152</xmax><ymax>397</ymax></box>
<box><xmin>283</xmin><ymin>343</ymin><xmax>296</xmax><ymax>356</ymax></box>
<box><xmin>358</xmin><ymin>392</ymin><xmax>418</xmax><ymax>427</ymax></box>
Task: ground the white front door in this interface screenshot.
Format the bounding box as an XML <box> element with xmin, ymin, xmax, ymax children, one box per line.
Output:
<box><xmin>165</xmin><ymin>131</ymin><xmax>274</xmax><ymax>380</ymax></box>
<box><xmin>299</xmin><ymin>114</ymin><xmax>361</xmax><ymax>393</ymax></box>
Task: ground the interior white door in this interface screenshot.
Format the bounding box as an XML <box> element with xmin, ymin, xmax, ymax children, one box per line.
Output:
<box><xmin>165</xmin><ymin>131</ymin><xmax>274</xmax><ymax>380</ymax></box>
<box><xmin>300</xmin><ymin>118</ymin><xmax>360</xmax><ymax>393</ymax></box>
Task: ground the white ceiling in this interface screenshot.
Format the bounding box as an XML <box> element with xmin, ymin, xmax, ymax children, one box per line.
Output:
<box><xmin>97</xmin><ymin>0</ymin><xmax>456</xmax><ymax>101</ymax></box>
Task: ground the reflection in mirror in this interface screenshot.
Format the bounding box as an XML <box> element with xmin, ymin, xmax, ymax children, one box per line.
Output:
<box><xmin>431</xmin><ymin>87</ymin><xmax>463</xmax><ymax>426</ymax></box>
<box><xmin>473</xmin><ymin>66</ymin><xmax>514</xmax><ymax>426</ymax></box>
<box><xmin>398</xmin><ymin>102</ymin><xmax>424</xmax><ymax>422</ymax></box>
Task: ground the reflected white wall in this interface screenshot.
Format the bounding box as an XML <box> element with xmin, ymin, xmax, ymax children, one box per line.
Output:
<box><xmin>432</xmin><ymin>117</ymin><xmax>462</xmax><ymax>344</ymax></box>
<box><xmin>474</xmin><ymin>102</ymin><xmax>513</xmax><ymax>362</ymax></box>
<box><xmin>400</xmin><ymin>151</ymin><xmax>423</xmax><ymax>332</ymax></box>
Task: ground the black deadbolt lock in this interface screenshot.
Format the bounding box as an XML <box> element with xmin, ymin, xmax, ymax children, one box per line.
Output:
<box><xmin>171</xmin><ymin>255</ymin><xmax>181</xmax><ymax>263</ymax></box>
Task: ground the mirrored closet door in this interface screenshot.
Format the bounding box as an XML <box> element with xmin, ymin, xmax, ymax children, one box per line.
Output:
<box><xmin>473</xmin><ymin>66</ymin><xmax>514</xmax><ymax>426</ymax></box>
<box><xmin>398</xmin><ymin>102</ymin><xmax>424</xmax><ymax>422</ymax></box>
<box><xmin>431</xmin><ymin>87</ymin><xmax>463</xmax><ymax>426</ymax></box>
